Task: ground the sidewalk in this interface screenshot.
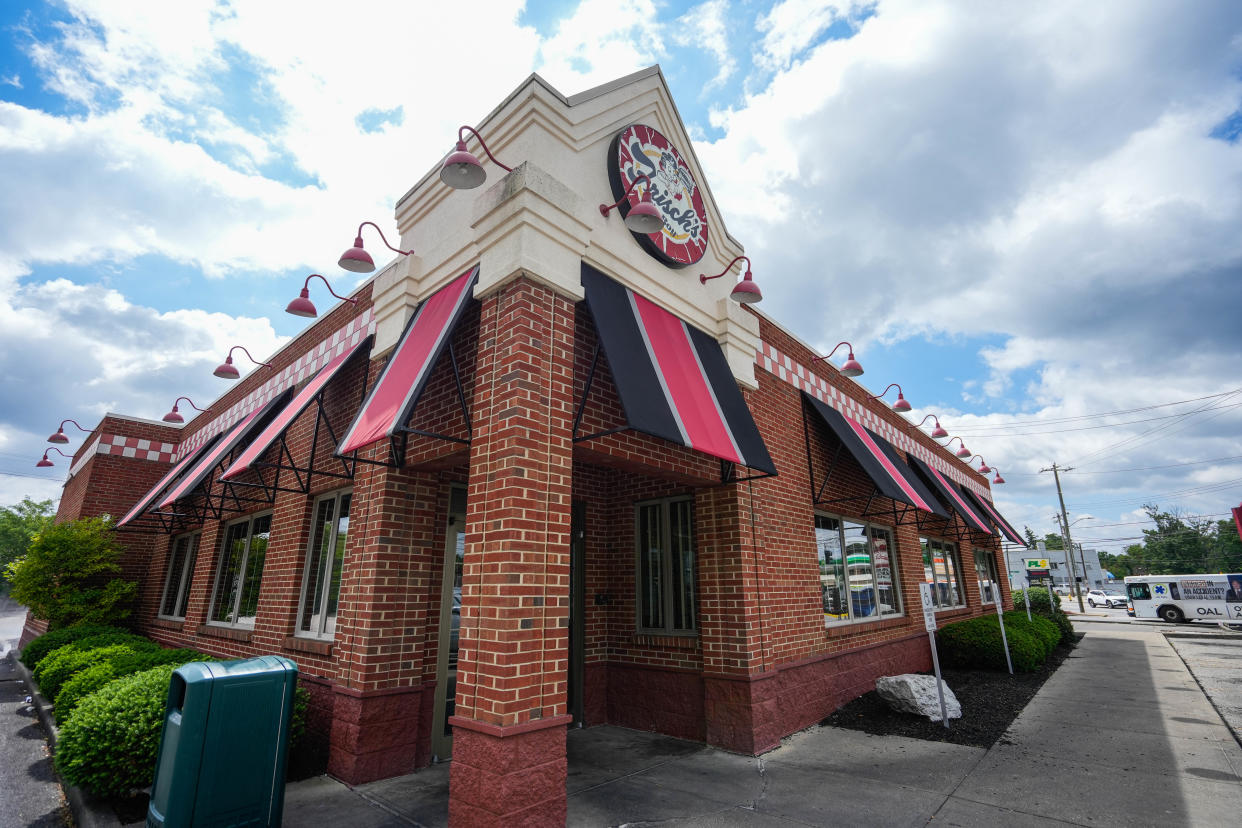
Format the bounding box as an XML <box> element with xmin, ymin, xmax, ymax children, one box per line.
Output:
<box><xmin>282</xmin><ymin>623</ymin><xmax>1242</xmax><ymax>826</ymax></box>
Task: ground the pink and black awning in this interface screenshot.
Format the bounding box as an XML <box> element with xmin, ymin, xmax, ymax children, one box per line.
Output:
<box><xmin>337</xmin><ymin>267</ymin><xmax>478</xmax><ymax>456</ymax></box>
<box><xmin>906</xmin><ymin>455</ymin><xmax>992</xmax><ymax>535</ymax></box>
<box><xmin>580</xmin><ymin>265</ymin><xmax>775</xmax><ymax>477</ymax></box>
<box><xmin>960</xmin><ymin>487</ymin><xmax>1028</xmax><ymax>547</ymax></box>
<box><xmin>154</xmin><ymin>391</ymin><xmax>292</xmax><ymax>512</ymax></box>
<box><xmin>116</xmin><ymin>434</ymin><xmax>222</xmax><ymax>529</ymax></box>
<box><xmin>802</xmin><ymin>392</ymin><xmax>946</xmax><ymax>517</ymax></box>
<box><xmin>221</xmin><ymin>336</ymin><xmax>372</xmax><ymax>482</ymax></box>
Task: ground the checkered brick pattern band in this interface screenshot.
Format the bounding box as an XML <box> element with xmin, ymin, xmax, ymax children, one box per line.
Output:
<box><xmin>174</xmin><ymin>310</ymin><xmax>377</xmax><ymax>461</ymax></box>
<box><xmin>755</xmin><ymin>341</ymin><xmax>991</xmax><ymax>500</ymax></box>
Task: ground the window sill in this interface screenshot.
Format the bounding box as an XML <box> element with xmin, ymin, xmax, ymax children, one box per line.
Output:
<box><xmin>198</xmin><ymin>624</ymin><xmax>253</xmax><ymax>643</ymax></box>
<box><xmin>150</xmin><ymin>617</ymin><xmax>185</xmax><ymax>631</ymax></box>
<box><xmin>632</xmin><ymin>632</ymin><xmax>698</xmax><ymax>649</ymax></box>
<box><xmin>283</xmin><ymin>635</ymin><xmax>334</xmax><ymax>656</ymax></box>
<box><xmin>824</xmin><ymin>614</ymin><xmax>907</xmax><ymax>638</ymax></box>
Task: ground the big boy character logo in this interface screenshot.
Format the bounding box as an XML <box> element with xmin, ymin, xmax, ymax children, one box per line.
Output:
<box><xmin>607</xmin><ymin>124</ymin><xmax>709</xmax><ymax>267</ymax></box>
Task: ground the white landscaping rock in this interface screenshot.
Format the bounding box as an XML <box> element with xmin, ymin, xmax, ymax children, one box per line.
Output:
<box><xmin>875</xmin><ymin>674</ymin><xmax>962</xmax><ymax>722</ymax></box>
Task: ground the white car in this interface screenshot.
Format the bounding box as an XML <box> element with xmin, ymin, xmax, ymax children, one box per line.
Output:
<box><xmin>1086</xmin><ymin>589</ymin><xmax>1127</xmax><ymax>609</ymax></box>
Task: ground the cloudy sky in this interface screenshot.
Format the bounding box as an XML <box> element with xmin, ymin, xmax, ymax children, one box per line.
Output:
<box><xmin>2</xmin><ymin>0</ymin><xmax>1240</xmax><ymax>556</ymax></box>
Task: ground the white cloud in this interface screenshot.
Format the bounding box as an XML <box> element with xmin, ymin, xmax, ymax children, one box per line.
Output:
<box><xmin>672</xmin><ymin>0</ymin><xmax>735</xmax><ymax>90</ymax></box>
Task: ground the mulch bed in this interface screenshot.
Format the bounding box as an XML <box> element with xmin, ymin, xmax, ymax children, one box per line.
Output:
<box><xmin>821</xmin><ymin>634</ymin><xmax>1083</xmax><ymax>749</ymax></box>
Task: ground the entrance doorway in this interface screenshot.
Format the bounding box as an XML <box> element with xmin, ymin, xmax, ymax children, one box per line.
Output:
<box><xmin>430</xmin><ymin>488</ymin><xmax>585</xmax><ymax>759</ymax></box>
<box><xmin>431</xmin><ymin>485</ymin><xmax>466</xmax><ymax>762</ymax></box>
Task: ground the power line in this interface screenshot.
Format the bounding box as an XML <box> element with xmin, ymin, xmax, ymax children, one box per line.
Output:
<box><xmin>945</xmin><ymin>389</ymin><xmax>1241</xmax><ymax>430</ymax></box>
<box><xmin>1067</xmin><ymin>390</ymin><xmax>1242</xmax><ymax>468</ymax></box>
<box><xmin>954</xmin><ymin>400</ymin><xmax>1242</xmax><ymax>437</ymax></box>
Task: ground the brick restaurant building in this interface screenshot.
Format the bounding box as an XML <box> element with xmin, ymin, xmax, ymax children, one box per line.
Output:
<box><xmin>27</xmin><ymin>67</ymin><xmax>1026</xmax><ymax>826</ymax></box>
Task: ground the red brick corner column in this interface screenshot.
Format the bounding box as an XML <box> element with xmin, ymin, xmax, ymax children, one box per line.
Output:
<box><xmin>696</xmin><ymin>481</ymin><xmax>780</xmax><ymax>754</ymax></box>
<box><xmin>448</xmin><ymin>277</ymin><xmax>576</xmax><ymax>827</ymax></box>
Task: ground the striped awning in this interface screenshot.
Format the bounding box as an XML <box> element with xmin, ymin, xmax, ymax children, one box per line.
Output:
<box><xmin>156</xmin><ymin>392</ymin><xmax>292</xmax><ymax>510</ymax></box>
<box><xmin>906</xmin><ymin>455</ymin><xmax>992</xmax><ymax>534</ymax></box>
<box><xmin>116</xmin><ymin>434</ymin><xmax>222</xmax><ymax>528</ymax></box>
<box><xmin>581</xmin><ymin>264</ymin><xmax>775</xmax><ymax>475</ymax></box>
<box><xmin>221</xmin><ymin>336</ymin><xmax>372</xmax><ymax>481</ymax></box>
<box><xmin>960</xmin><ymin>487</ymin><xmax>1028</xmax><ymax>547</ymax></box>
<box><xmin>337</xmin><ymin>267</ymin><xmax>477</xmax><ymax>456</ymax></box>
<box><xmin>802</xmin><ymin>392</ymin><xmax>946</xmax><ymax>516</ymax></box>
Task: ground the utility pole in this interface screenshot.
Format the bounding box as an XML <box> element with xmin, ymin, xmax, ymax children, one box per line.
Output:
<box><xmin>1041</xmin><ymin>462</ymin><xmax>1085</xmax><ymax>612</ymax></box>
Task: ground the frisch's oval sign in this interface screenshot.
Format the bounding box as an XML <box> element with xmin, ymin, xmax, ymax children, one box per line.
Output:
<box><xmin>607</xmin><ymin>124</ymin><xmax>709</xmax><ymax>268</ymax></box>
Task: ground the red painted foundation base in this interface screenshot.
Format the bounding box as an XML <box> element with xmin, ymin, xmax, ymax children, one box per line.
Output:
<box><xmin>447</xmin><ymin>715</ymin><xmax>571</xmax><ymax>827</ymax></box>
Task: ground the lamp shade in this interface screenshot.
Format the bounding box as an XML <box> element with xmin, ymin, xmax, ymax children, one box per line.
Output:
<box><xmin>162</xmin><ymin>409</ymin><xmax>184</xmax><ymax>424</ymax></box>
<box><xmin>624</xmin><ymin>199</ymin><xmax>664</xmax><ymax>234</ymax></box>
<box><xmin>285</xmin><ymin>288</ymin><xmax>318</xmax><ymax>318</ymax></box>
<box><xmin>930</xmin><ymin>424</ymin><xmax>949</xmax><ymax>439</ymax></box>
<box><xmin>840</xmin><ymin>356</ymin><xmax>864</xmax><ymax>378</ymax></box>
<box><xmin>440</xmin><ymin>142</ymin><xmax>486</xmax><ymax>189</ymax></box>
<box><xmin>47</xmin><ymin>430</ymin><xmax>69</xmax><ymax>444</ymax></box>
<box><xmin>338</xmin><ymin>239</ymin><xmax>375</xmax><ymax>274</ymax></box>
<box><xmin>214</xmin><ymin>358</ymin><xmax>240</xmax><ymax>380</ymax></box>
<box><xmin>993</xmin><ymin>471</ymin><xmax>1005</xmax><ymax>484</ymax></box>
<box><xmin>956</xmin><ymin>444</ymin><xmax>971</xmax><ymax>458</ymax></box>
<box><xmin>36</xmin><ymin>455</ymin><xmax>53</xmax><ymax>468</ymax></box>
<box><xmin>730</xmin><ymin>276</ymin><xmax>763</xmax><ymax>304</ymax></box>
<box><xmin>892</xmin><ymin>393</ymin><xmax>912</xmax><ymax>412</ymax></box>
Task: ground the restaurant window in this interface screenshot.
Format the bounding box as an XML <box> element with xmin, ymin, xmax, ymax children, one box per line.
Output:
<box><xmin>975</xmin><ymin>548</ymin><xmax>1001</xmax><ymax>605</ymax></box>
<box><xmin>920</xmin><ymin>537</ymin><xmax>966</xmax><ymax>610</ymax></box>
<box><xmin>636</xmin><ymin>496</ymin><xmax>695</xmax><ymax>634</ymax></box>
<box><xmin>207</xmin><ymin>512</ymin><xmax>271</xmax><ymax>629</ymax></box>
<box><xmin>158</xmin><ymin>532</ymin><xmax>199</xmax><ymax>620</ymax></box>
<box><xmin>297</xmin><ymin>490</ymin><xmax>351</xmax><ymax>639</ymax></box>
<box><xmin>816</xmin><ymin>514</ymin><xmax>902</xmax><ymax>625</ymax></box>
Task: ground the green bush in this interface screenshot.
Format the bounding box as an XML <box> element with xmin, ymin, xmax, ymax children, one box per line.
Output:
<box><xmin>35</xmin><ymin>644</ymin><xmax>139</xmax><ymax>701</ymax></box>
<box><xmin>56</xmin><ymin>665</ymin><xmax>177</xmax><ymax>797</ymax></box>
<box><xmin>1013</xmin><ymin>588</ymin><xmax>1061</xmax><ymax>613</ymax></box>
<box><xmin>3</xmin><ymin>517</ymin><xmax>137</xmax><ymax>629</ymax></box>
<box><xmin>1002</xmin><ymin>611</ymin><xmax>1059</xmax><ymax>659</ymax></box>
<box><xmin>54</xmin><ymin>662</ymin><xmax>116</xmax><ymax>724</ymax></box>
<box><xmin>56</xmin><ymin>662</ymin><xmax>310</xmax><ymax>797</ymax></box>
<box><xmin>20</xmin><ymin>624</ymin><xmax>129</xmax><ymax>670</ymax></box>
<box><xmin>1013</xmin><ymin>589</ymin><xmax>1074</xmax><ymax>644</ymax></box>
<box><xmin>937</xmin><ymin>615</ymin><xmax>1046</xmax><ymax>672</ymax></box>
<box><xmin>53</xmin><ymin>648</ymin><xmax>213</xmax><ymax>724</ymax></box>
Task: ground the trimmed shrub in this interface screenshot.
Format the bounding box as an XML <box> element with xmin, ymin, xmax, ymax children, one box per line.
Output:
<box><xmin>29</xmin><ymin>633</ymin><xmax>154</xmax><ymax>688</ymax></box>
<box><xmin>53</xmin><ymin>648</ymin><xmax>214</xmax><ymax>724</ymax></box>
<box><xmin>35</xmin><ymin>644</ymin><xmax>139</xmax><ymax>701</ymax></box>
<box><xmin>1003</xmin><ymin>612</ymin><xmax>1059</xmax><ymax>659</ymax></box>
<box><xmin>54</xmin><ymin>662</ymin><xmax>116</xmax><ymax>724</ymax></box>
<box><xmin>56</xmin><ymin>661</ymin><xmax>310</xmax><ymax>797</ymax></box>
<box><xmin>1013</xmin><ymin>587</ymin><xmax>1061</xmax><ymax>613</ymax></box>
<box><xmin>1013</xmin><ymin>588</ymin><xmax>1074</xmax><ymax>644</ymax></box>
<box><xmin>56</xmin><ymin>665</ymin><xmax>177</xmax><ymax>797</ymax></box>
<box><xmin>937</xmin><ymin>615</ymin><xmax>1046</xmax><ymax>672</ymax></box>
<box><xmin>20</xmin><ymin>624</ymin><xmax>129</xmax><ymax>670</ymax></box>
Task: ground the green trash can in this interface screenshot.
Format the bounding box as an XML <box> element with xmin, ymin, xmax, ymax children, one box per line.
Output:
<box><xmin>147</xmin><ymin>655</ymin><xmax>299</xmax><ymax>827</ymax></box>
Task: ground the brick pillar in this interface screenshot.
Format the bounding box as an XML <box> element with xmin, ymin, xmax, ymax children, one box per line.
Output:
<box><xmin>326</xmin><ymin>461</ymin><xmax>440</xmax><ymax>783</ymax></box>
<box><xmin>696</xmin><ymin>480</ymin><xmax>778</xmax><ymax>754</ymax></box>
<box><xmin>448</xmin><ymin>278</ymin><xmax>575</xmax><ymax>827</ymax></box>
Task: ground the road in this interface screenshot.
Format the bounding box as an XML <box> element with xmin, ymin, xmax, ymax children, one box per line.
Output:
<box><xmin>0</xmin><ymin>595</ymin><xmax>68</xmax><ymax>828</ymax></box>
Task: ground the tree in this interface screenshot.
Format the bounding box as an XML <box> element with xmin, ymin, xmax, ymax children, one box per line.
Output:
<box><xmin>1042</xmin><ymin>533</ymin><xmax>1064</xmax><ymax>551</ymax></box>
<box><xmin>1023</xmin><ymin>526</ymin><xmax>1039</xmax><ymax>548</ymax></box>
<box><xmin>3</xmin><ymin>516</ymin><xmax>137</xmax><ymax>628</ymax></box>
<box><xmin>0</xmin><ymin>497</ymin><xmax>54</xmax><ymax>571</ymax></box>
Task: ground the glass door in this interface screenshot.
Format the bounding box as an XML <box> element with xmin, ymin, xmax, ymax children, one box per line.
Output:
<box><xmin>431</xmin><ymin>485</ymin><xmax>466</xmax><ymax>762</ymax></box>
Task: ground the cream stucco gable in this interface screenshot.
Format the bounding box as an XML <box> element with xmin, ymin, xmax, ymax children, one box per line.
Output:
<box><xmin>371</xmin><ymin>66</ymin><xmax>760</xmax><ymax>389</ymax></box>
